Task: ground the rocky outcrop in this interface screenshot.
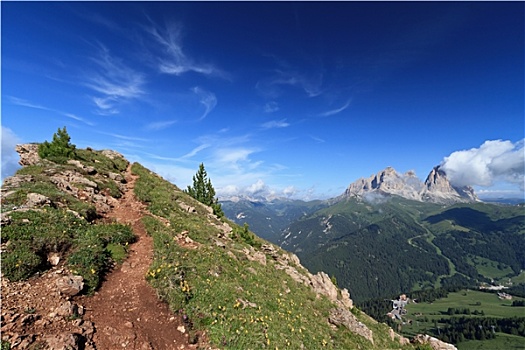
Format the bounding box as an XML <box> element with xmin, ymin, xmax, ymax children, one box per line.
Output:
<box><xmin>412</xmin><ymin>334</ymin><xmax>458</xmax><ymax>350</ymax></box>
<box><xmin>342</xmin><ymin>166</ymin><xmax>477</xmax><ymax>204</ymax></box>
<box><xmin>26</xmin><ymin>193</ymin><xmax>53</xmax><ymax>208</ymax></box>
<box><xmin>1</xmin><ymin>267</ymin><xmax>95</xmax><ymax>350</ymax></box>
<box><xmin>421</xmin><ymin>166</ymin><xmax>478</xmax><ymax>204</ymax></box>
<box><xmin>56</xmin><ymin>274</ymin><xmax>84</xmax><ymax>297</ymax></box>
<box><xmin>329</xmin><ymin>307</ymin><xmax>374</xmax><ymax>344</ymax></box>
<box><xmin>15</xmin><ymin>143</ymin><xmax>41</xmax><ymax>166</ymax></box>
<box><xmin>343</xmin><ymin>167</ymin><xmax>423</xmax><ymax>201</ymax></box>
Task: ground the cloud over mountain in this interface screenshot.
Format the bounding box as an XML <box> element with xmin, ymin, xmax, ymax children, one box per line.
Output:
<box><xmin>1</xmin><ymin>127</ymin><xmax>21</xmax><ymax>181</ymax></box>
<box><xmin>440</xmin><ymin>139</ymin><xmax>525</xmax><ymax>190</ymax></box>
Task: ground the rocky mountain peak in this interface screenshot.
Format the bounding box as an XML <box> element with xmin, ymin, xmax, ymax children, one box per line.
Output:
<box><xmin>421</xmin><ymin>166</ymin><xmax>478</xmax><ymax>203</ymax></box>
<box><xmin>343</xmin><ymin>166</ymin><xmax>477</xmax><ymax>204</ymax></box>
<box><xmin>343</xmin><ymin>167</ymin><xmax>422</xmax><ymax>201</ymax></box>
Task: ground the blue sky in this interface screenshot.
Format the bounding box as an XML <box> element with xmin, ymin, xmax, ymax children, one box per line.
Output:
<box><xmin>2</xmin><ymin>2</ymin><xmax>524</xmax><ymax>200</ymax></box>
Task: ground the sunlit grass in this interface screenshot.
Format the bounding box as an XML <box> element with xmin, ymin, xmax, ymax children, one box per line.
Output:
<box><xmin>133</xmin><ymin>162</ymin><xmax>412</xmax><ymax>349</ymax></box>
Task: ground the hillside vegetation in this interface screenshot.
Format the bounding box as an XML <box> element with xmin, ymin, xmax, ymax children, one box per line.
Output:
<box><xmin>278</xmin><ymin>196</ymin><xmax>525</xmax><ymax>304</ymax></box>
<box><xmin>1</xmin><ymin>130</ymin><xmax>445</xmax><ymax>349</ymax></box>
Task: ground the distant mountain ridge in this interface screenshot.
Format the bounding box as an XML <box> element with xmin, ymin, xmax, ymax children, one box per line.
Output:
<box><xmin>340</xmin><ymin>166</ymin><xmax>478</xmax><ymax>204</ymax></box>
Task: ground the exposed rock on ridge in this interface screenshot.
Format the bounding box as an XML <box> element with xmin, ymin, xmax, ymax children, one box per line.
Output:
<box><xmin>342</xmin><ymin>166</ymin><xmax>478</xmax><ymax>204</ymax></box>
<box><xmin>421</xmin><ymin>166</ymin><xmax>477</xmax><ymax>204</ymax></box>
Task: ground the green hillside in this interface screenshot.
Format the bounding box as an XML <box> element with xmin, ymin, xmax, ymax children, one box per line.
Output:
<box><xmin>280</xmin><ymin>196</ymin><xmax>525</xmax><ymax>303</ymax></box>
<box><xmin>221</xmin><ymin>198</ymin><xmax>328</xmax><ymax>243</ymax></box>
<box><xmin>1</xmin><ymin>136</ymin><xmax>431</xmax><ymax>349</ymax></box>
<box><xmin>400</xmin><ymin>289</ymin><xmax>525</xmax><ymax>349</ymax></box>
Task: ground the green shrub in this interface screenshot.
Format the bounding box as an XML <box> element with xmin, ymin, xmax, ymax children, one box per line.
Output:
<box><xmin>2</xmin><ymin>243</ymin><xmax>43</xmax><ymax>281</ymax></box>
<box><xmin>68</xmin><ymin>239</ymin><xmax>108</xmax><ymax>294</ymax></box>
<box><xmin>89</xmin><ymin>223</ymin><xmax>135</xmax><ymax>245</ymax></box>
<box><xmin>38</xmin><ymin>127</ymin><xmax>76</xmax><ymax>162</ymax></box>
<box><xmin>106</xmin><ymin>243</ymin><xmax>128</xmax><ymax>263</ymax></box>
<box><xmin>75</xmin><ymin>148</ymin><xmax>128</xmax><ymax>173</ymax></box>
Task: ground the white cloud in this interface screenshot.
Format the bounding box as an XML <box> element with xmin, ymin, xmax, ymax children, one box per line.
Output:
<box><xmin>7</xmin><ymin>96</ymin><xmax>95</xmax><ymax>125</ymax></box>
<box><xmin>264</xmin><ymin>101</ymin><xmax>279</xmax><ymax>113</ymax></box>
<box><xmin>63</xmin><ymin>113</ymin><xmax>95</xmax><ymax>126</ymax></box>
<box><xmin>476</xmin><ymin>189</ymin><xmax>524</xmax><ymax>200</ymax></box>
<box><xmin>100</xmin><ymin>131</ymin><xmax>149</xmax><ymax>142</ymax></box>
<box><xmin>86</xmin><ymin>46</ymin><xmax>145</xmax><ymax>114</ymax></box>
<box><xmin>260</xmin><ymin>119</ymin><xmax>290</xmax><ymax>130</ymax></box>
<box><xmin>214</xmin><ymin>148</ymin><xmax>257</xmax><ymax>169</ymax></box>
<box><xmin>145</xmin><ymin>120</ymin><xmax>177</xmax><ymax>131</ymax></box>
<box><xmin>283</xmin><ymin>185</ymin><xmax>297</xmax><ymax>197</ymax></box>
<box><xmin>319</xmin><ymin>99</ymin><xmax>351</xmax><ymax>117</ymax></box>
<box><xmin>7</xmin><ymin>96</ymin><xmax>50</xmax><ymax>110</ymax></box>
<box><xmin>192</xmin><ymin>87</ymin><xmax>217</xmax><ymax>121</ymax></box>
<box><xmin>309</xmin><ymin>135</ymin><xmax>325</xmax><ymax>143</ymax></box>
<box><xmin>1</xmin><ymin>127</ymin><xmax>21</xmax><ymax>181</ymax></box>
<box><xmin>256</xmin><ymin>69</ymin><xmax>323</xmax><ymax>98</ymax></box>
<box><xmin>246</xmin><ymin>179</ymin><xmax>268</xmax><ymax>195</ymax></box>
<box><xmin>441</xmin><ymin>139</ymin><xmax>525</xmax><ymax>190</ymax></box>
<box><xmin>145</xmin><ymin>21</ymin><xmax>226</xmax><ymax>78</ymax></box>
<box><xmin>181</xmin><ymin>144</ymin><xmax>210</xmax><ymax>159</ymax></box>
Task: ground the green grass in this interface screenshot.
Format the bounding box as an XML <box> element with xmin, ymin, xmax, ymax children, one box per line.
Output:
<box><xmin>132</xmin><ymin>162</ymin><xmax>415</xmax><ymax>350</ymax></box>
<box><xmin>399</xmin><ymin>289</ymin><xmax>525</xmax><ymax>339</ymax></box>
<box><xmin>468</xmin><ymin>255</ymin><xmax>514</xmax><ymax>281</ymax></box>
<box><xmin>408</xmin><ymin>290</ymin><xmax>525</xmax><ymax>319</ymax></box>
<box><xmin>458</xmin><ymin>333</ymin><xmax>525</xmax><ymax>350</ymax></box>
<box><xmin>1</xmin><ymin>147</ymin><xmax>134</xmax><ymax>294</ymax></box>
<box><xmin>511</xmin><ymin>271</ymin><xmax>525</xmax><ymax>285</ymax></box>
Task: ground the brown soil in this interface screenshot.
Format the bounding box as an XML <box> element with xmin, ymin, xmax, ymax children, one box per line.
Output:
<box><xmin>1</xmin><ymin>165</ymin><xmax>210</xmax><ymax>349</ymax></box>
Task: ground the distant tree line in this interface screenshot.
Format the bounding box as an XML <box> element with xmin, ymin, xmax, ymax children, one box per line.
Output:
<box><xmin>512</xmin><ymin>300</ymin><xmax>525</xmax><ymax>307</ymax></box>
<box><xmin>435</xmin><ymin>316</ymin><xmax>525</xmax><ymax>344</ymax></box>
<box><xmin>446</xmin><ymin>307</ymin><xmax>484</xmax><ymax>316</ymax></box>
<box><xmin>358</xmin><ymin>286</ymin><xmax>462</xmax><ymax>322</ymax></box>
<box><xmin>507</xmin><ymin>284</ymin><xmax>525</xmax><ymax>298</ymax></box>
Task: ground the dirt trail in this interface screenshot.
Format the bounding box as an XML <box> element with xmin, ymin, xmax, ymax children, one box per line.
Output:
<box><xmin>81</xmin><ymin>165</ymin><xmax>196</xmax><ymax>350</ymax></box>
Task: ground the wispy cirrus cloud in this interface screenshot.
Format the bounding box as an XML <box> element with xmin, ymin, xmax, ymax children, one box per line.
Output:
<box><xmin>7</xmin><ymin>96</ymin><xmax>94</xmax><ymax>126</ymax></box>
<box><xmin>319</xmin><ymin>99</ymin><xmax>351</xmax><ymax>117</ymax></box>
<box><xmin>145</xmin><ymin>120</ymin><xmax>177</xmax><ymax>131</ymax></box>
<box><xmin>145</xmin><ymin>21</ymin><xmax>226</xmax><ymax>78</ymax></box>
<box><xmin>86</xmin><ymin>45</ymin><xmax>145</xmax><ymax>115</ymax></box>
<box><xmin>260</xmin><ymin>119</ymin><xmax>290</xmax><ymax>130</ymax></box>
<box><xmin>309</xmin><ymin>135</ymin><xmax>326</xmax><ymax>143</ymax></box>
<box><xmin>264</xmin><ymin>101</ymin><xmax>279</xmax><ymax>113</ymax></box>
<box><xmin>181</xmin><ymin>143</ymin><xmax>211</xmax><ymax>159</ymax></box>
<box><xmin>6</xmin><ymin>96</ymin><xmax>49</xmax><ymax>110</ymax></box>
<box><xmin>100</xmin><ymin>131</ymin><xmax>149</xmax><ymax>142</ymax></box>
<box><xmin>256</xmin><ymin>69</ymin><xmax>324</xmax><ymax>98</ymax></box>
<box><xmin>192</xmin><ymin>87</ymin><xmax>217</xmax><ymax>121</ymax></box>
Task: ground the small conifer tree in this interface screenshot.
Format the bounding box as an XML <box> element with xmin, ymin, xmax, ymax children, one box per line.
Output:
<box><xmin>185</xmin><ymin>163</ymin><xmax>224</xmax><ymax>217</ymax></box>
<box><xmin>38</xmin><ymin>126</ymin><xmax>76</xmax><ymax>163</ymax></box>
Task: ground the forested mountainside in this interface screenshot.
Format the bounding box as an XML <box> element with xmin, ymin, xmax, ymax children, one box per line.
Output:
<box><xmin>0</xmin><ymin>131</ymin><xmax>453</xmax><ymax>349</ymax></box>
<box><xmin>221</xmin><ymin>198</ymin><xmax>328</xmax><ymax>243</ymax></box>
<box><xmin>278</xmin><ymin>196</ymin><xmax>525</xmax><ymax>304</ymax></box>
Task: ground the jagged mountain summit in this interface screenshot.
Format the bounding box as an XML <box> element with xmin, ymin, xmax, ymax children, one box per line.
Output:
<box><xmin>341</xmin><ymin>166</ymin><xmax>478</xmax><ymax>204</ymax></box>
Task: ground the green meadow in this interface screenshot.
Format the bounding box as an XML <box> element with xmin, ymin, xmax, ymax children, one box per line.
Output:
<box><xmin>400</xmin><ymin>289</ymin><xmax>525</xmax><ymax>349</ymax></box>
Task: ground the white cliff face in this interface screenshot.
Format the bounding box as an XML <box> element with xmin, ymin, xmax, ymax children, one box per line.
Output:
<box><xmin>421</xmin><ymin>166</ymin><xmax>478</xmax><ymax>204</ymax></box>
<box><xmin>343</xmin><ymin>166</ymin><xmax>477</xmax><ymax>204</ymax></box>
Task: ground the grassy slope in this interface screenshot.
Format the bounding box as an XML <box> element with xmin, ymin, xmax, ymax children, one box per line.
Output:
<box><xmin>284</xmin><ymin>195</ymin><xmax>525</xmax><ymax>302</ymax></box>
<box><xmin>1</xmin><ymin>149</ymin><xmax>135</xmax><ymax>293</ymax></box>
<box><xmin>131</xmin><ymin>162</ymin><xmax>417</xmax><ymax>350</ymax></box>
<box><xmin>400</xmin><ymin>290</ymin><xmax>525</xmax><ymax>349</ymax></box>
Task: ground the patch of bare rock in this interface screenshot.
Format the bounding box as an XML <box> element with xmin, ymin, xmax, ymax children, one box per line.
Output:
<box><xmin>1</xmin><ymin>267</ymin><xmax>96</xmax><ymax>349</ymax></box>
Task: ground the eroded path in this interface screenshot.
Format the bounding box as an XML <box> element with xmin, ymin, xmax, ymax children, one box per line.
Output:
<box><xmin>81</xmin><ymin>165</ymin><xmax>196</xmax><ymax>350</ymax></box>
